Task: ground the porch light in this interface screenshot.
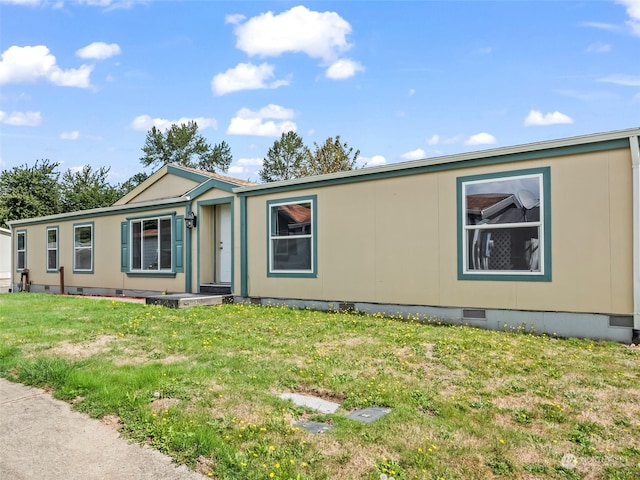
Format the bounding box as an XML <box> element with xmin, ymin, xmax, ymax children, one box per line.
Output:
<box><xmin>185</xmin><ymin>211</ymin><xmax>197</xmax><ymax>229</ymax></box>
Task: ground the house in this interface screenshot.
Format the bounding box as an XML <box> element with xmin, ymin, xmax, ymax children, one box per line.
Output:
<box><xmin>0</xmin><ymin>228</ymin><xmax>11</xmax><ymax>293</ymax></box>
<box><xmin>8</xmin><ymin>128</ymin><xmax>640</xmax><ymax>343</ymax></box>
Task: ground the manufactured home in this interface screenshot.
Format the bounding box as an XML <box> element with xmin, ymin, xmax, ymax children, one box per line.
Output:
<box><xmin>8</xmin><ymin>128</ymin><xmax>640</xmax><ymax>343</ymax></box>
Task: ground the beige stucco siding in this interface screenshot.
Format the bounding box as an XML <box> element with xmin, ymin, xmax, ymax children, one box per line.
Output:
<box><xmin>125</xmin><ymin>175</ymin><xmax>198</xmax><ymax>204</ymax></box>
<box><xmin>12</xmin><ymin>206</ymin><xmax>188</xmax><ymax>294</ymax></box>
<box><xmin>245</xmin><ymin>148</ymin><xmax>633</xmax><ymax>315</ymax></box>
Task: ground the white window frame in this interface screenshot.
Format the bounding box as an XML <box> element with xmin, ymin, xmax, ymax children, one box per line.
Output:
<box><xmin>46</xmin><ymin>226</ymin><xmax>59</xmax><ymax>272</ymax></box>
<box><xmin>16</xmin><ymin>230</ymin><xmax>26</xmax><ymax>270</ymax></box>
<box><xmin>129</xmin><ymin>216</ymin><xmax>173</xmax><ymax>272</ymax></box>
<box><xmin>459</xmin><ymin>168</ymin><xmax>550</xmax><ymax>280</ymax></box>
<box><xmin>268</xmin><ymin>197</ymin><xmax>316</xmax><ymax>276</ymax></box>
<box><xmin>73</xmin><ymin>223</ymin><xmax>94</xmax><ymax>273</ymax></box>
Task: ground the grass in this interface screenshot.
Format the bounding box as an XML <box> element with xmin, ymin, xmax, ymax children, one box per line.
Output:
<box><xmin>1</xmin><ymin>292</ymin><xmax>639</xmax><ymax>480</ymax></box>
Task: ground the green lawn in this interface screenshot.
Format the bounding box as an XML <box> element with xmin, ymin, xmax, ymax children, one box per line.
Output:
<box><xmin>0</xmin><ymin>293</ymin><xmax>638</xmax><ymax>479</ymax></box>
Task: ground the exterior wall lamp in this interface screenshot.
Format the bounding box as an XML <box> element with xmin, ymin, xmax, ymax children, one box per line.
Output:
<box><xmin>185</xmin><ymin>211</ymin><xmax>197</xmax><ymax>229</ymax></box>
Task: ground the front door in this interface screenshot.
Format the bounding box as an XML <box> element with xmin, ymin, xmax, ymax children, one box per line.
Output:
<box><xmin>217</xmin><ymin>203</ymin><xmax>231</xmax><ymax>283</ymax></box>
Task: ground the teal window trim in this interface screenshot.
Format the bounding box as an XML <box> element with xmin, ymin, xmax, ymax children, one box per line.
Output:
<box><xmin>46</xmin><ymin>226</ymin><xmax>59</xmax><ymax>272</ymax></box>
<box><xmin>457</xmin><ymin>167</ymin><xmax>551</xmax><ymax>281</ymax></box>
<box><xmin>266</xmin><ymin>195</ymin><xmax>317</xmax><ymax>278</ymax></box>
<box><xmin>124</xmin><ymin>212</ymin><xmax>179</xmax><ymax>275</ymax></box>
<box><xmin>73</xmin><ymin>222</ymin><xmax>94</xmax><ymax>274</ymax></box>
<box><xmin>16</xmin><ymin>229</ymin><xmax>26</xmax><ymax>271</ymax></box>
<box><xmin>240</xmin><ymin>196</ymin><xmax>248</xmax><ymax>296</ymax></box>
<box><xmin>196</xmin><ymin>197</ymin><xmax>235</xmax><ymax>293</ymax></box>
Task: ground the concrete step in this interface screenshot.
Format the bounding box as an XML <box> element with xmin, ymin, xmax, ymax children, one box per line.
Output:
<box><xmin>146</xmin><ymin>293</ymin><xmax>226</xmax><ymax>309</ymax></box>
<box><xmin>200</xmin><ymin>284</ymin><xmax>232</xmax><ymax>295</ymax></box>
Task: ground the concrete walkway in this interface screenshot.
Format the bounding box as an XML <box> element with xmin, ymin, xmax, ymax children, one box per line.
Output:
<box><xmin>0</xmin><ymin>379</ymin><xmax>205</xmax><ymax>480</ymax></box>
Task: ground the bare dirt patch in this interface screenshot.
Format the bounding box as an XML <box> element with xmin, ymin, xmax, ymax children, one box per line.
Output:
<box><xmin>151</xmin><ymin>398</ymin><xmax>180</xmax><ymax>413</ymax></box>
<box><xmin>46</xmin><ymin>335</ymin><xmax>118</xmax><ymax>359</ymax></box>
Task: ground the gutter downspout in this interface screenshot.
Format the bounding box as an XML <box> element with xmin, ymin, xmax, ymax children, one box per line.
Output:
<box><xmin>630</xmin><ymin>135</ymin><xmax>640</xmax><ymax>344</ymax></box>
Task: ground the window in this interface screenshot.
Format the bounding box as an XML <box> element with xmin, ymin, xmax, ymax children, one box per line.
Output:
<box><xmin>16</xmin><ymin>230</ymin><xmax>26</xmax><ymax>270</ymax></box>
<box><xmin>46</xmin><ymin>227</ymin><xmax>59</xmax><ymax>272</ymax></box>
<box><xmin>458</xmin><ymin>167</ymin><xmax>550</xmax><ymax>281</ymax></box>
<box><xmin>130</xmin><ymin>217</ymin><xmax>173</xmax><ymax>271</ymax></box>
<box><xmin>74</xmin><ymin>223</ymin><xmax>93</xmax><ymax>272</ymax></box>
<box><xmin>268</xmin><ymin>196</ymin><xmax>317</xmax><ymax>277</ymax></box>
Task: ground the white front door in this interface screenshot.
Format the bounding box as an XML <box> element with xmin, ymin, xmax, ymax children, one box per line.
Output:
<box><xmin>217</xmin><ymin>204</ymin><xmax>232</xmax><ymax>283</ymax></box>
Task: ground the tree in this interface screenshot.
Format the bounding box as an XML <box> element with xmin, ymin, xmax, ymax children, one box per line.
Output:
<box><xmin>117</xmin><ymin>172</ymin><xmax>149</xmax><ymax>198</ymax></box>
<box><xmin>140</xmin><ymin>121</ymin><xmax>231</xmax><ymax>173</ymax></box>
<box><xmin>59</xmin><ymin>165</ymin><xmax>121</xmax><ymax>212</ymax></box>
<box><xmin>0</xmin><ymin>159</ymin><xmax>62</xmax><ymax>228</ymax></box>
<box><xmin>259</xmin><ymin>131</ymin><xmax>307</xmax><ymax>182</ymax></box>
<box><xmin>302</xmin><ymin>135</ymin><xmax>360</xmax><ymax>177</ymax></box>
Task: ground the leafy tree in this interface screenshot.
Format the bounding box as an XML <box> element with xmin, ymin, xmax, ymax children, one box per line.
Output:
<box><xmin>198</xmin><ymin>140</ymin><xmax>233</xmax><ymax>174</ymax></box>
<box><xmin>259</xmin><ymin>131</ymin><xmax>307</xmax><ymax>182</ymax></box>
<box><xmin>116</xmin><ymin>172</ymin><xmax>149</xmax><ymax>197</ymax></box>
<box><xmin>302</xmin><ymin>135</ymin><xmax>360</xmax><ymax>177</ymax></box>
<box><xmin>59</xmin><ymin>165</ymin><xmax>121</xmax><ymax>212</ymax></box>
<box><xmin>0</xmin><ymin>159</ymin><xmax>62</xmax><ymax>228</ymax></box>
<box><xmin>140</xmin><ymin>121</ymin><xmax>231</xmax><ymax>173</ymax></box>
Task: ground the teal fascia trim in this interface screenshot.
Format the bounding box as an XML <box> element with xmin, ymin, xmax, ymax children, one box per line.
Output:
<box><xmin>266</xmin><ymin>194</ymin><xmax>318</xmax><ymax>278</ymax></box>
<box><xmin>72</xmin><ymin>221</ymin><xmax>95</xmax><ymax>274</ymax></box>
<box><xmin>45</xmin><ymin>225</ymin><xmax>60</xmax><ymax>273</ymax></box>
<box><xmin>185</xmin><ymin>204</ymin><xmax>193</xmax><ymax>293</ymax></box>
<box><xmin>196</xmin><ymin>196</ymin><xmax>235</xmax><ymax>293</ymax></box>
<box><xmin>240</xmin><ymin>196</ymin><xmax>248</xmax><ymax>297</ymax></box>
<box><xmin>456</xmin><ymin>166</ymin><xmax>552</xmax><ymax>282</ymax></box>
<box><xmin>189</xmin><ymin>178</ymin><xmax>236</xmax><ymax>197</ymax></box>
<box><xmin>167</xmin><ymin>165</ymin><xmax>211</xmax><ymax>183</ymax></box>
<box><xmin>236</xmin><ymin>138</ymin><xmax>629</xmax><ymax>198</ymax></box>
<box><xmin>11</xmin><ymin>200</ymin><xmax>190</xmax><ymax>227</ymax></box>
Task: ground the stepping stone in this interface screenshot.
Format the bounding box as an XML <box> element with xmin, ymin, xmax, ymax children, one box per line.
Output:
<box><xmin>346</xmin><ymin>407</ymin><xmax>392</xmax><ymax>423</ymax></box>
<box><xmin>279</xmin><ymin>393</ymin><xmax>340</xmax><ymax>414</ymax></box>
<box><xmin>296</xmin><ymin>421</ymin><xmax>334</xmax><ymax>434</ymax></box>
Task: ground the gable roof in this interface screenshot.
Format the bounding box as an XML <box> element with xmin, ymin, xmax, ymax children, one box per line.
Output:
<box><xmin>113</xmin><ymin>164</ymin><xmax>254</xmax><ymax>206</ymax></box>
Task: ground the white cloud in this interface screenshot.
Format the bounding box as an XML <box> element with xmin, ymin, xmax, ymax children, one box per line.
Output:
<box><xmin>211</xmin><ymin>62</ymin><xmax>288</xmax><ymax>95</ymax></box>
<box><xmin>465</xmin><ymin>132</ymin><xmax>497</xmax><ymax>145</ymax></box>
<box><xmin>226</xmin><ymin>105</ymin><xmax>296</xmax><ymax>137</ymax></box>
<box><xmin>598</xmin><ymin>74</ymin><xmax>640</xmax><ymax>86</ymax></box>
<box><xmin>0</xmin><ymin>45</ymin><xmax>93</xmax><ymax>88</ymax></box>
<box><xmin>237</xmin><ymin>157</ymin><xmax>263</xmax><ymax>167</ymax></box>
<box><xmin>408</xmin><ymin>89</ymin><xmax>415</xmax><ymax>96</ymax></box>
<box><xmin>581</xmin><ymin>21</ymin><xmax>620</xmax><ymax>32</ymax></box>
<box><xmin>325</xmin><ymin>58</ymin><xmax>364</xmax><ymax>80</ymax></box>
<box><xmin>76</xmin><ymin>42</ymin><xmax>121</xmax><ymax>60</ymax></box>
<box><xmin>401</xmin><ymin>148</ymin><xmax>426</xmax><ymax>161</ymax></box>
<box><xmin>586</xmin><ymin>42</ymin><xmax>612</xmax><ymax>53</ymax></box>
<box><xmin>225</xmin><ymin>13</ymin><xmax>245</xmax><ymax>25</ymax></box>
<box><xmin>358</xmin><ymin>155</ymin><xmax>386</xmax><ymax>167</ymax></box>
<box><xmin>616</xmin><ymin>0</ymin><xmax>640</xmax><ymax>36</ymax></box>
<box><xmin>427</xmin><ymin>133</ymin><xmax>464</xmax><ymax>146</ymax></box>
<box><xmin>60</xmin><ymin>130</ymin><xmax>80</xmax><ymax>140</ymax></box>
<box><xmin>0</xmin><ymin>0</ymin><xmax>41</xmax><ymax>4</ymax></box>
<box><xmin>0</xmin><ymin>110</ymin><xmax>42</xmax><ymax>126</ymax></box>
<box><xmin>228</xmin><ymin>165</ymin><xmax>246</xmax><ymax>175</ymax></box>
<box><xmin>524</xmin><ymin>110</ymin><xmax>573</xmax><ymax>126</ymax></box>
<box><xmin>130</xmin><ymin>115</ymin><xmax>217</xmax><ymax>131</ymax></box>
<box><xmin>233</xmin><ymin>5</ymin><xmax>353</xmax><ymax>62</ymax></box>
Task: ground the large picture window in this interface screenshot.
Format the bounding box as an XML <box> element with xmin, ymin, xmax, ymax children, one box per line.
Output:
<box><xmin>268</xmin><ymin>196</ymin><xmax>316</xmax><ymax>277</ymax></box>
<box><xmin>130</xmin><ymin>217</ymin><xmax>172</xmax><ymax>271</ymax></box>
<box><xmin>73</xmin><ymin>223</ymin><xmax>93</xmax><ymax>273</ymax></box>
<box><xmin>458</xmin><ymin>167</ymin><xmax>550</xmax><ymax>281</ymax></box>
<box><xmin>46</xmin><ymin>227</ymin><xmax>58</xmax><ymax>272</ymax></box>
<box><xmin>16</xmin><ymin>230</ymin><xmax>26</xmax><ymax>270</ymax></box>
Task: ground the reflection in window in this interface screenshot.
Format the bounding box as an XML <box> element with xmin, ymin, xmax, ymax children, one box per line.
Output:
<box><xmin>462</xmin><ymin>172</ymin><xmax>544</xmax><ymax>275</ymax></box>
<box><xmin>130</xmin><ymin>217</ymin><xmax>172</xmax><ymax>271</ymax></box>
<box><xmin>47</xmin><ymin>227</ymin><xmax>58</xmax><ymax>271</ymax></box>
<box><xmin>74</xmin><ymin>224</ymin><xmax>93</xmax><ymax>272</ymax></box>
<box><xmin>269</xmin><ymin>201</ymin><xmax>313</xmax><ymax>272</ymax></box>
<box><xmin>17</xmin><ymin>231</ymin><xmax>26</xmax><ymax>270</ymax></box>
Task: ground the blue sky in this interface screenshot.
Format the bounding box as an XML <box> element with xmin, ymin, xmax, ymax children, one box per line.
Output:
<box><xmin>1</xmin><ymin>0</ymin><xmax>639</xmax><ymax>183</ymax></box>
